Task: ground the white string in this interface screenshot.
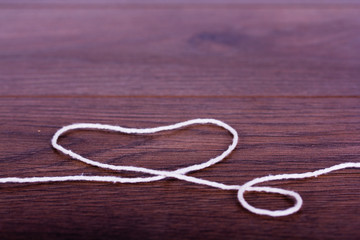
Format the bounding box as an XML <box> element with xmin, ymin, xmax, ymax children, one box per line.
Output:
<box><xmin>1</xmin><ymin>118</ymin><xmax>359</xmax><ymax>217</ymax></box>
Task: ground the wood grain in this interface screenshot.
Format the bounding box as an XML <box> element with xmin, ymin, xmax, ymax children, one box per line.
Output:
<box><xmin>0</xmin><ymin>1</ymin><xmax>360</xmax><ymax>239</ymax></box>
<box><xmin>0</xmin><ymin>97</ymin><xmax>360</xmax><ymax>239</ymax></box>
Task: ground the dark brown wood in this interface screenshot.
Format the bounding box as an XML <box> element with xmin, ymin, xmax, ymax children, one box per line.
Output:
<box><xmin>0</xmin><ymin>1</ymin><xmax>360</xmax><ymax>239</ymax></box>
<box><xmin>0</xmin><ymin>97</ymin><xmax>360</xmax><ymax>239</ymax></box>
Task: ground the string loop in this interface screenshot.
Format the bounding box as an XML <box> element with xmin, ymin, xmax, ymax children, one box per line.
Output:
<box><xmin>0</xmin><ymin>119</ymin><xmax>359</xmax><ymax>217</ymax></box>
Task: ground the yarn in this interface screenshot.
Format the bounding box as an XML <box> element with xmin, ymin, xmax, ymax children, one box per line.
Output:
<box><xmin>1</xmin><ymin>118</ymin><xmax>359</xmax><ymax>217</ymax></box>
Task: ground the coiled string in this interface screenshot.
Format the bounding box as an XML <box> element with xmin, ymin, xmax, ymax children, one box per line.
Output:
<box><xmin>0</xmin><ymin>119</ymin><xmax>359</xmax><ymax>217</ymax></box>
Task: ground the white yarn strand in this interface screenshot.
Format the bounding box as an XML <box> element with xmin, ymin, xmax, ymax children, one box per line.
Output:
<box><xmin>1</xmin><ymin>118</ymin><xmax>359</xmax><ymax>217</ymax></box>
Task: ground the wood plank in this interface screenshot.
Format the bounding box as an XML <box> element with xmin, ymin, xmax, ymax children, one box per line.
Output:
<box><xmin>0</xmin><ymin>97</ymin><xmax>359</xmax><ymax>239</ymax></box>
<box><xmin>1</xmin><ymin>8</ymin><xmax>360</xmax><ymax>96</ymax></box>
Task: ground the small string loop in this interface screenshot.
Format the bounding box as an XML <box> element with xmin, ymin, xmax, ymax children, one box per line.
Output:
<box><xmin>238</xmin><ymin>186</ymin><xmax>302</xmax><ymax>217</ymax></box>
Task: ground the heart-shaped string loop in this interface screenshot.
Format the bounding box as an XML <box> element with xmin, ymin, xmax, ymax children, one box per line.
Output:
<box><xmin>51</xmin><ymin>119</ymin><xmax>239</xmax><ymax>183</ymax></box>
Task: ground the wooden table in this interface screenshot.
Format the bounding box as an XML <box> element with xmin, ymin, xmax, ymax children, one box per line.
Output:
<box><xmin>1</xmin><ymin>1</ymin><xmax>359</xmax><ymax>239</ymax></box>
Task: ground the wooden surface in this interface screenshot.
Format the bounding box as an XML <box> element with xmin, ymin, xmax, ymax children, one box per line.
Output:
<box><xmin>1</xmin><ymin>1</ymin><xmax>360</xmax><ymax>239</ymax></box>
